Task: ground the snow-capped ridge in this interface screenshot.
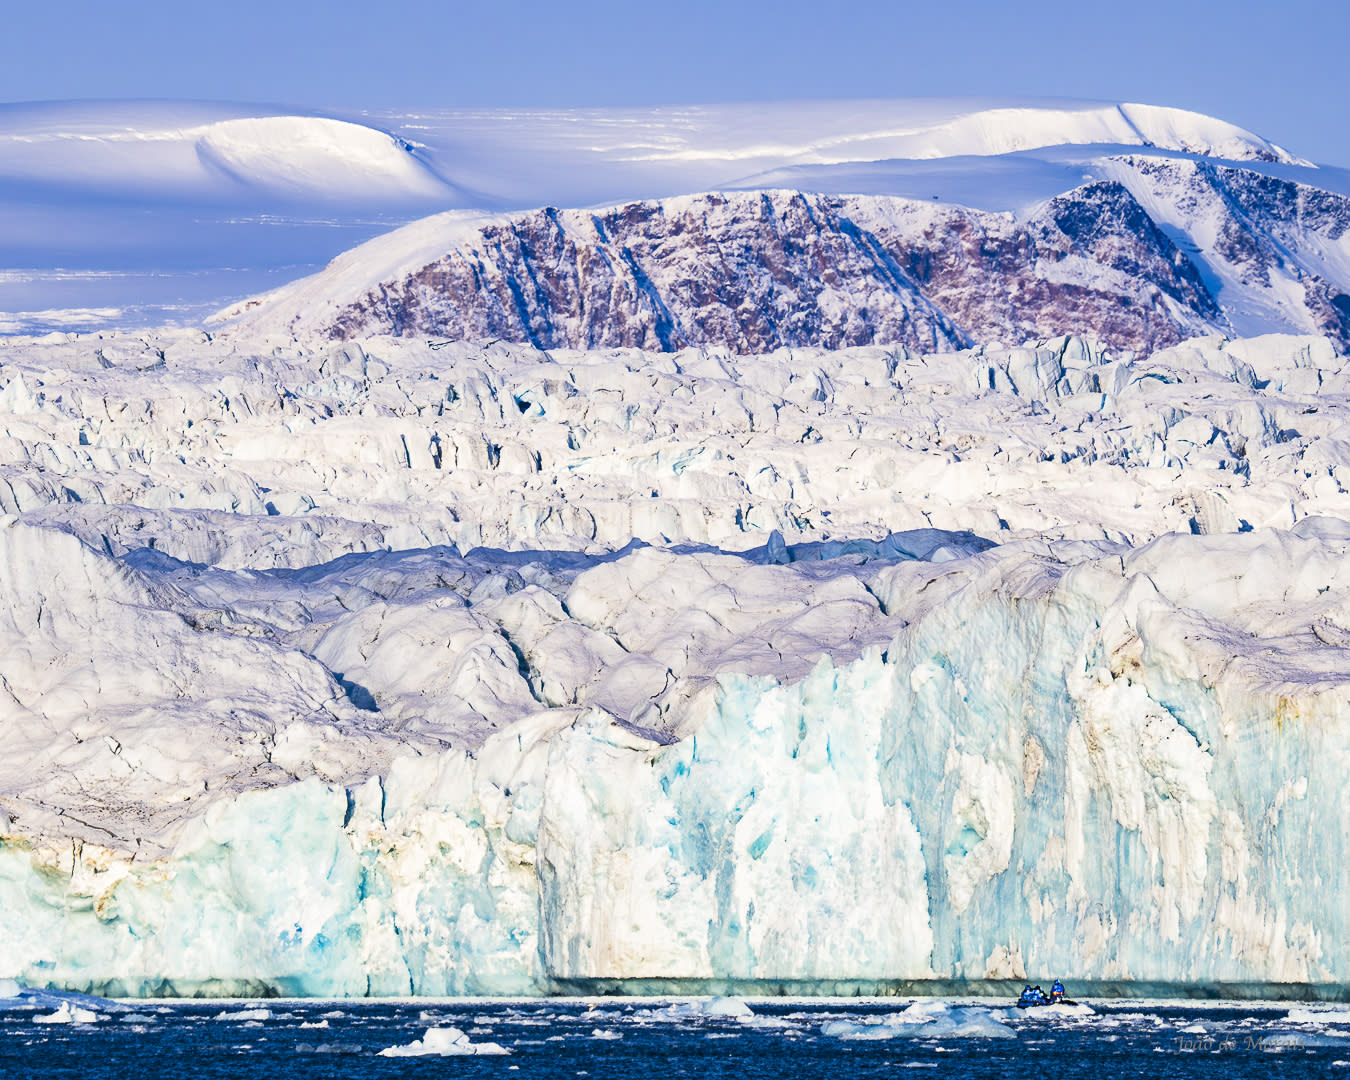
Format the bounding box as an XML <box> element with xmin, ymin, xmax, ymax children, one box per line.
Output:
<box><xmin>0</xmin><ymin>103</ymin><xmax>456</xmax><ymax>204</ymax></box>
<box><xmin>1117</xmin><ymin>103</ymin><xmax>1307</xmax><ymax>167</ymax></box>
<box><xmin>192</xmin><ymin>116</ymin><xmax>452</xmax><ymax>200</ymax></box>
<box><xmin>786</xmin><ymin>101</ymin><xmax>1305</xmax><ymax>166</ymax></box>
<box><xmin>2</xmin><ymin>95</ymin><xmax>1323</xmax><ymax>335</ymax></box>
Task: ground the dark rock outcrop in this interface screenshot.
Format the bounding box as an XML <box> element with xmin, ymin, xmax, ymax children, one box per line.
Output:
<box><xmin>303</xmin><ymin>168</ymin><xmax>1350</xmax><ymax>355</ymax></box>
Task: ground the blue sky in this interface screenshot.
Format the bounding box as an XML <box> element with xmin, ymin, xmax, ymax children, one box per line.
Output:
<box><xmin>5</xmin><ymin>0</ymin><xmax>1349</xmax><ymax>167</ymax></box>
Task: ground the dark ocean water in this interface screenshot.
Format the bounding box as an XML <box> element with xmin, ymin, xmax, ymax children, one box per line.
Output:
<box><xmin>3</xmin><ymin>997</ymin><xmax>1348</xmax><ymax>1079</ymax></box>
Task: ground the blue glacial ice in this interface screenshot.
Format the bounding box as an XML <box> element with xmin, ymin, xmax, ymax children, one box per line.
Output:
<box><xmin>1</xmin><ymin>525</ymin><xmax>1348</xmax><ymax>995</ymax></box>
<box><xmin>822</xmin><ymin>1001</ymin><xmax>1017</xmax><ymax>1039</ymax></box>
<box><xmin>0</xmin><ymin>331</ymin><xmax>1349</xmax><ymax>996</ymax></box>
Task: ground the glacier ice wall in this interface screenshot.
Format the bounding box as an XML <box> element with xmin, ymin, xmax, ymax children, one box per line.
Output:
<box><xmin>2</xmin><ymin>330</ymin><xmax>1350</xmax><ymax>995</ymax></box>
<box><xmin>534</xmin><ymin>532</ymin><xmax>1350</xmax><ymax>987</ymax></box>
<box><xmin>536</xmin><ymin>681</ymin><xmax>933</xmax><ymax>982</ymax></box>
<box><xmin>0</xmin><ymin>754</ymin><xmax>543</xmax><ymax>997</ymax></box>
<box><xmin>2</xmin><ymin>529</ymin><xmax>1347</xmax><ymax>994</ymax></box>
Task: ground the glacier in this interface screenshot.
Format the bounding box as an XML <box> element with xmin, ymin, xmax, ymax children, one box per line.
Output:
<box><xmin>0</xmin><ymin>327</ymin><xmax>1348</xmax><ymax>996</ymax></box>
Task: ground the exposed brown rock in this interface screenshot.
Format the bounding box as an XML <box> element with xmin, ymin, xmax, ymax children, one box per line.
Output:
<box><xmin>318</xmin><ymin>172</ymin><xmax>1350</xmax><ymax>354</ymax></box>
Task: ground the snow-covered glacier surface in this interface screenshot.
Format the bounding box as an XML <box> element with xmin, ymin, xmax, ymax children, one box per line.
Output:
<box><xmin>1</xmin><ymin>329</ymin><xmax>1349</xmax><ymax>995</ymax></box>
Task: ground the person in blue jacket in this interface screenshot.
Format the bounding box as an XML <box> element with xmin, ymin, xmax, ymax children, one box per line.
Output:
<box><xmin>1050</xmin><ymin>980</ymin><xmax>1066</xmax><ymax>1002</ymax></box>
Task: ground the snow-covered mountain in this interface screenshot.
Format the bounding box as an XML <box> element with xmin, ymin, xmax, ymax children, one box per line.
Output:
<box><xmin>5</xmin><ymin>96</ymin><xmax>1348</xmax><ymax>337</ymax></box>
<box><xmin>0</xmin><ymin>101</ymin><xmax>454</xmax><ymax>203</ymax></box>
<box><xmin>213</xmin><ymin>184</ymin><xmax>1224</xmax><ymax>354</ymax></box>
<box><xmin>218</xmin><ymin>162</ymin><xmax>1350</xmax><ymax>355</ymax></box>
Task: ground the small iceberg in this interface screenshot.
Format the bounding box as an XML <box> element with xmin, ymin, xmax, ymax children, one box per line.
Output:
<box><xmin>1290</xmin><ymin>1008</ymin><xmax>1350</xmax><ymax>1024</ymax></box>
<box><xmin>823</xmin><ymin>1002</ymin><xmax>1015</xmax><ymax>1040</ymax></box>
<box><xmin>656</xmin><ymin>997</ymin><xmax>755</xmax><ymax>1020</ymax></box>
<box><xmin>33</xmin><ymin>1002</ymin><xmax>100</xmax><ymax>1025</ymax></box>
<box><xmin>702</xmin><ymin>996</ymin><xmax>753</xmax><ymax>1018</ymax></box>
<box><xmin>214</xmin><ymin>1008</ymin><xmax>271</xmax><ymax>1022</ymax></box>
<box><xmin>379</xmin><ymin>1027</ymin><xmax>510</xmax><ymax>1057</ymax></box>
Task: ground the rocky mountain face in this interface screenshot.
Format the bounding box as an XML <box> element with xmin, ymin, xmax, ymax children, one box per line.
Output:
<box><xmin>291</xmin><ymin>161</ymin><xmax>1350</xmax><ymax>355</ymax></box>
<box><xmin>1105</xmin><ymin>156</ymin><xmax>1350</xmax><ymax>346</ymax></box>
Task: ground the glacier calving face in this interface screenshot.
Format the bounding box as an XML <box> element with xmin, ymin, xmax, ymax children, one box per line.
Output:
<box><xmin>3</xmin><ymin>530</ymin><xmax>1348</xmax><ymax>993</ymax></box>
<box><xmin>534</xmin><ymin>530</ymin><xmax>1350</xmax><ymax>988</ymax></box>
<box><xmin>0</xmin><ymin>330</ymin><xmax>1349</xmax><ymax>994</ymax></box>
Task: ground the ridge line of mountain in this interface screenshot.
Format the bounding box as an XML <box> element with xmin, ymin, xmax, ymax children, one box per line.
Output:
<box><xmin>218</xmin><ymin>160</ymin><xmax>1350</xmax><ymax>355</ymax></box>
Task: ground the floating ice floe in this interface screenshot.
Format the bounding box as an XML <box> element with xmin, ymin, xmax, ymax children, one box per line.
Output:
<box><xmin>1026</xmin><ymin>1003</ymin><xmax>1095</xmax><ymax>1018</ymax></box>
<box><xmin>645</xmin><ymin>996</ymin><xmax>797</xmax><ymax>1027</ymax></box>
<box><xmin>213</xmin><ymin>1008</ymin><xmax>271</xmax><ymax>1021</ymax></box>
<box><xmin>737</xmin><ymin>1015</ymin><xmax>800</xmax><ymax>1030</ymax></box>
<box><xmin>33</xmin><ymin>1001</ymin><xmax>99</xmax><ymax>1024</ymax></box>
<box><xmin>1289</xmin><ymin>1008</ymin><xmax>1350</xmax><ymax>1024</ymax></box>
<box><xmin>652</xmin><ymin>997</ymin><xmax>754</xmax><ymax>1020</ymax></box>
<box><xmin>0</xmin><ymin>981</ymin><xmax>127</xmax><ymax>1018</ymax></box>
<box><xmin>379</xmin><ymin>1027</ymin><xmax>511</xmax><ymax>1056</ymax></box>
<box><xmin>823</xmin><ymin>1002</ymin><xmax>1015</xmax><ymax>1040</ymax></box>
